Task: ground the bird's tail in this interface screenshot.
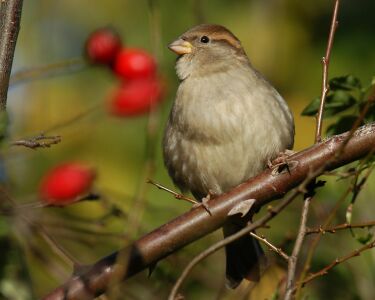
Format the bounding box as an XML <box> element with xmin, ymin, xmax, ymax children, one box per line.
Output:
<box><xmin>223</xmin><ymin>222</ymin><xmax>265</xmax><ymax>288</ymax></box>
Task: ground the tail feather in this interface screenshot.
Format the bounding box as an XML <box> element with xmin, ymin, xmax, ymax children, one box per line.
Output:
<box><xmin>223</xmin><ymin>222</ymin><xmax>265</xmax><ymax>288</ymax></box>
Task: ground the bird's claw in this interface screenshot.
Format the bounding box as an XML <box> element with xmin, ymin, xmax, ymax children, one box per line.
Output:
<box><xmin>192</xmin><ymin>190</ymin><xmax>214</xmax><ymax>215</ymax></box>
<box><xmin>267</xmin><ymin>150</ymin><xmax>297</xmax><ymax>175</ymax></box>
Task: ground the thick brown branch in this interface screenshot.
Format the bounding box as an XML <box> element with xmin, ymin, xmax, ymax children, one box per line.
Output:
<box><xmin>0</xmin><ymin>0</ymin><xmax>24</xmax><ymax>110</ymax></box>
<box><xmin>42</xmin><ymin>123</ymin><xmax>375</xmax><ymax>300</ymax></box>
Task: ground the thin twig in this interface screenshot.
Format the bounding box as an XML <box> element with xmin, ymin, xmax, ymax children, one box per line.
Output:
<box><xmin>168</xmin><ymin>189</ymin><xmax>299</xmax><ymax>300</ymax></box>
<box><xmin>11</xmin><ymin>134</ymin><xmax>61</xmax><ymax>149</ymax></box>
<box><xmin>285</xmin><ymin>2</ymin><xmax>341</xmax><ymax>299</ymax></box>
<box><xmin>306</xmin><ymin>221</ymin><xmax>375</xmax><ymax>235</ymax></box>
<box><xmin>296</xmin><ymin>150</ymin><xmax>375</xmax><ymax>298</ymax></box>
<box><xmin>299</xmin><ymin>240</ymin><xmax>375</xmax><ymax>287</ymax></box>
<box><xmin>19</xmin><ymin>214</ymin><xmax>81</xmax><ymax>267</ymax></box>
<box><xmin>284</xmin><ymin>196</ymin><xmax>312</xmax><ymax>300</ymax></box>
<box><xmin>314</xmin><ymin>0</ymin><xmax>340</xmax><ymax>143</ymax></box>
<box><xmin>147</xmin><ymin>179</ymin><xmax>198</xmax><ymax>205</ymax></box>
<box><xmin>249</xmin><ymin>232</ymin><xmax>289</xmax><ymax>261</ymax></box>
<box><xmin>9</xmin><ymin>57</ymin><xmax>88</xmax><ymax>87</ymax></box>
<box><xmin>147</xmin><ymin>179</ymin><xmax>213</xmax><ymax>215</ymax></box>
<box><xmin>0</xmin><ymin>0</ymin><xmax>24</xmax><ymax>110</ymax></box>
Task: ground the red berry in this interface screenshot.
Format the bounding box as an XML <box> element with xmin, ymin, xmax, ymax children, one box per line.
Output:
<box><xmin>40</xmin><ymin>163</ymin><xmax>96</xmax><ymax>206</ymax></box>
<box><xmin>112</xmin><ymin>48</ymin><xmax>157</xmax><ymax>80</ymax></box>
<box><xmin>109</xmin><ymin>78</ymin><xmax>164</xmax><ymax>117</ymax></box>
<box><xmin>85</xmin><ymin>28</ymin><xmax>122</xmax><ymax>65</ymax></box>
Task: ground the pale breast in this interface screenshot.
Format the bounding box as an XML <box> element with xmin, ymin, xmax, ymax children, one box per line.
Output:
<box><xmin>163</xmin><ymin>66</ymin><xmax>294</xmax><ymax>200</ymax></box>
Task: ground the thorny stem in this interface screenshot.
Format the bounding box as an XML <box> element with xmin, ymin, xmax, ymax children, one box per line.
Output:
<box><xmin>306</xmin><ymin>220</ymin><xmax>375</xmax><ymax>235</ymax></box>
<box><xmin>285</xmin><ymin>2</ymin><xmax>341</xmax><ymax>299</ymax></box>
<box><xmin>296</xmin><ymin>149</ymin><xmax>375</xmax><ymax>299</ymax></box>
<box><xmin>284</xmin><ymin>197</ymin><xmax>311</xmax><ymax>300</ymax></box>
<box><xmin>314</xmin><ymin>0</ymin><xmax>340</xmax><ymax>143</ymax></box>
<box><xmin>250</xmin><ymin>232</ymin><xmax>289</xmax><ymax>261</ymax></box>
<box><xmin>147</xmin><ymin>179</ymin><xmax>198</xmax><ymax>205</ymax></box>
<box><xmin>298</xmin><ymin>240</ymin><xmax>375</xmax><ymax>287</ymax></box>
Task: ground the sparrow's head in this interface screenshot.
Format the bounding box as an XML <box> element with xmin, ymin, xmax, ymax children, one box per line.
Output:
<box><xmin>168</xmin><ymin>24</ymin><xmax>249</xmax><ymax>80</ymax></box>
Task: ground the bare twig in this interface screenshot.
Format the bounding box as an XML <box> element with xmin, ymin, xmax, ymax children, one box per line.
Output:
<box><xmin>147</xmin><ymin>179</ymin><xmax>198</xmax><ymax>205</ymax></box>
<box><xmin>41</xmin><ymin>123</ymin><xmax>375</xmax><ymax>300</ymax></box>
<box><xmin>249</xmin><ymin>232</ymin><xmax>289</xmax><ymax>261</ymax></box>
<box><xmin>9</xmin><ymin>57</ymin><xmax>88</xmax><ymax>87</ymax></box>
<box><xmin>0</xmin><ymin>0</ymin><xmax>24</xmax><ymax>110</ymax></box>
<box><xmin>296</xmin><ymin>148</ymin><xmax>374</xmax><ymax>298</ymax></box>
<box><xmin>315</xmin><ymin>0</ymin><xmax>340</xmax><ymax>142</ymax></box>
<box><xmin>299</xmin><ymin>240</ymin><xmax>375</xmax><ymax>287</ymax></box>
<box><xmin>285</xmin><ymin>2</ymin><xmax>341</xmax><ymax>299</ymax></box>
<box><xmin>306</xmin><ymin>221</ymin><xmax>375</xmax><ymax>235</ymax></box>
<box><xmin>11</xmin><ymin>134</ymin><xmax>61</xmax><ymax>149</ymax></box>
<box><xmin>284</xmin><ymin>197</ymin><xmax>311</xmax><ymax>300</ymax></box>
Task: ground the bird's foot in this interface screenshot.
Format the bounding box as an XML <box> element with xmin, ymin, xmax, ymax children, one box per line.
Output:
<box><xmin>192</xmin><ymin>190</ymin><xmax>215</xmax><ymax>215</ymax></box>
<box><xmin>267</xmin><ymin>150</ymin><xmax>297</xmax><ymax>175</ymax></box>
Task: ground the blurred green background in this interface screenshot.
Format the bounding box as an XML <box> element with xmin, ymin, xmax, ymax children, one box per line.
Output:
<box><xmin>1</xmin><ymin>0</ymin><xmax>375</xmax><ymax>299</ymax></box>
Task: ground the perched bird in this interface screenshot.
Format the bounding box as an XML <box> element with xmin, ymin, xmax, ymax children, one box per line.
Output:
<box><xmin>163</xmin><ymin>24</ymin><xmax>294</xmax><ymax>288</ymax></box>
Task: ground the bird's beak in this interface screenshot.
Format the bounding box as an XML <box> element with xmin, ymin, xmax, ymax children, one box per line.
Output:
<box><xmin>168</xmin><ymin>39</ymin><xmax>193</xmax><ymax>55</ymax></box>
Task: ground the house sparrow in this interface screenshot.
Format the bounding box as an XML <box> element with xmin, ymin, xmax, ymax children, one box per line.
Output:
<box><xmin>163</xmin><ymin>24</ymin><xmax>294</xmax><ymax>288</ymax></box>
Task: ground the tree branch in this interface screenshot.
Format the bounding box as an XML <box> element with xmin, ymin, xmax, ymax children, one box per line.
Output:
<box><xmin>0</xmin><ymin>0</ymin><xmax>24</xmax><ymax>110</ymax></box>
<box><xmin>42</xmin><ymin>123</ymin><xmax>375</xmax><ymax>300</ymax></box>
<box><xmin>299</xmin><ymin>240</ymin><xmax>375</xmax><ymax>287</ymax></box>
<box><xmin>306</xmin><ymin>221</ymin><xmax>375</xmax><ymax>235</ymax></box>
<box><xmin>284</xmin><ymin>196</ymin><xmax>311</xmax><ymax>300</ymax></box>
<box><xmin>250</xmin><ymin>232</ymin><xmax>289</xmax><ymax>261</ymax></box>
<box><xmin>285</xmin><ymin>2</ymin><xmax>341</xmax><ymax>298</ymax></box>
<box><xmin>315</xmin><ymin>0</ymin><xmax>340</xmax><ymax>142</ymax></box>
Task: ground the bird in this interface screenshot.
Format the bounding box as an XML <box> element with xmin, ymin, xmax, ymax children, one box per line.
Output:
<box><xmin>163</xmin><ymin>24</ymin><xmax>294</xmax><ymax>288</ymax></box>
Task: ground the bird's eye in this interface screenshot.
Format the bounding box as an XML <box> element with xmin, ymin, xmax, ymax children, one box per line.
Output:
<box><xmin>200</xmin><ymin>36</ymin><xmax>210</xmax><ymax>43</ymax></box>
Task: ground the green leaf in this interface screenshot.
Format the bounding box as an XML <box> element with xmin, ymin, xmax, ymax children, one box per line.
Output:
<box><xmin>326</xmin><ymin>115</ymin><xmax>358</xmax><ymax>136</ymax></box>
<box><xmin>301</xmin><ymin>90</ymin><xmax>357</xmax><ymax>117</ymax></box>
<box><xmin>355</xmin><ymin>232</ymin><xmax>373</xmax><ymax>245</ymax></box>
<box><xmin>329</xmin><ymin>75</ymin><xmax>362</xmax><ymax>91</ymax></box>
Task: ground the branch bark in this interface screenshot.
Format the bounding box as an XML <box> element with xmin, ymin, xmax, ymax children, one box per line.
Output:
<box><xmin>0</xmin><ymin>0</ymin><xmax>24</xmax><ymax>110</ymax></box>
<box><xmin>42</xmin><ymin>123</ymin><xmax>375</xmax><ymax>300</ymax></box>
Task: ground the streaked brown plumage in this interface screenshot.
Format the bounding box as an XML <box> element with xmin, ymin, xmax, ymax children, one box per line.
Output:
<box><xmin>163</xmin><ymin>24</ymin><xmax>294</xmax><ymax>288</ymax></box>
